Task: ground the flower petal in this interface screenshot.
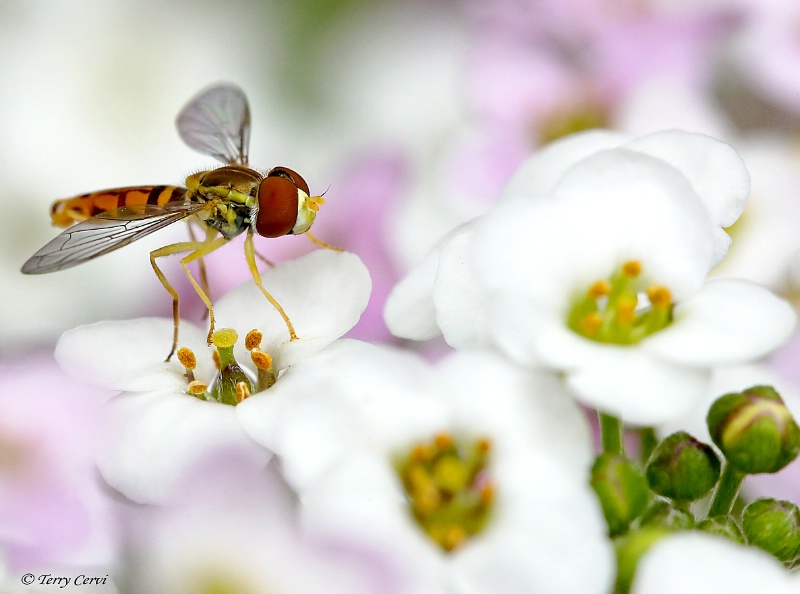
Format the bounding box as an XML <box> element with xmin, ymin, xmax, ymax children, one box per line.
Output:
<box><xmin>55</xmin><ymin>318</ymin><xmax>210</xmax><ymax>392</ymax></box>
<box><xmin>632</xmin><ymin>532</ymin><xmax>797</xmax><ymax>594</ymax></box>
<box><xmin>501</xmin><ymin>129</ymin><xmax>629</xmax><ymax>201</ymax></box>
<box><xmin>214</xmin><ymin>249</ymin><xmax>371</xmax><ymax>371</ymax></box>
<box><xmin>97</xmin><ymin>390</ymin><xmax>267</xmax><ymax>504</ymax></box>
<box><xmin>565</xmin><ymin>346</ymin><xmax>711</xmax><ymax>426</ymax></box>
<box><xmin>384</xmin><ymin>245</ymin><xmax>442</xmax><ymax>341</ymax></box>
<box><xmin>433</xmin><ymin>227</ymin><xmax>494</xmax><ymax>349</ymax></box>
<box><xmin>644</xmin><ymin>279</ymin><xmax>797</xmax><ymax>366</ymax></box>
<box><xmin>237</xmin><ymin>340</ymin><xmax>447</xmax><ymax>490</ymax></box>
<box><xmin>624</xmin><ymin>130</ymin><xmax>750</xmax><ymax>229</ymax></box>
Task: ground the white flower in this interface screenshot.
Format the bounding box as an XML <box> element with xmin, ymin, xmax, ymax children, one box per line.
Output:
<box><xmin>238</xmin><ymin>343</ymin><xmax>614</xmax><ymax>594</ymax></box>
<box><xmin>386</xmin><ymin>130</ymin><xmax>796</xmax><ymax>425</ymax></box>
<box><xmin>120</xmin><ymin>447</ymin><xmax>389</xmax><ymax>594</ymax></box>
<box><xmin>54</xmin><ymin>250</ymin><xmax>371</xmax><ymax>503</ymax></box>
<box><xmin>632</xmin><ymin>532</ymin><xmax>800</xmax><ymax>594</ymax></box>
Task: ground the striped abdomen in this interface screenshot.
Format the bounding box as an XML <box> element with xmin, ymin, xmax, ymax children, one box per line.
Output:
<box><xmin>50</xmin><ymin>185</ymin><xmax>189</xmax><ymax>227</ymax></box>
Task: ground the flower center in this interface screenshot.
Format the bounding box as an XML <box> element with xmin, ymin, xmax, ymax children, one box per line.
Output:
<box><xmin>567</xmin><ymin>260</ymin><xmax>673</xmax><ymax>345</ymax></box>
<box><xmin>395</xmin><ymin>432</ymin><xmax>494</xmax><ymax>553</ymax></box>
<box><xmin>177</xmin><ymin>328</ymin><xmax>276</xmax><ymax>406</ymax></box>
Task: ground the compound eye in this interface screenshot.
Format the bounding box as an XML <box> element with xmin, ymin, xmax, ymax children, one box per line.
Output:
<box><xmin>266</xmin><ymin>166</ymin><xmax>311</xmax><ymax>197</ymax></box>
<box><xmin>255</xmin><ymin>175</ymin><xmax>299</xmax><ymax>237</ymax></box>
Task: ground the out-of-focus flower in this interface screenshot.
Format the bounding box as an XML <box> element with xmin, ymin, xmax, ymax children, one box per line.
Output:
<box><xmin>54</xmin><ymin>250</ymin><xmax>370</xmax><ymax>503</ymax></box>
<box><xmin>118</xmin><ymin>447</ymin><xmax>395</xmax><ymax>594</ymax></box>
<box><xmin>387</xmin><ymin>130</ymin><xmax>795</xmax><ymax>425</ymax></box>
<box><xmin>239</xmin><ymin>342</ymin><xmax>613</xmax><ymax>594</ymax></box>
<box><xmin>0</xmin><ymin>355</ymin><xmax>118</xmax><ymax>574</ymax></box>
<box><xmin>631</xmin><ymin>531</ymin><xmax>800</xmax><ymax>594</ymax></box>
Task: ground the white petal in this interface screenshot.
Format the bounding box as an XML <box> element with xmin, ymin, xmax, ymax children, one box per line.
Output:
<box><xmin>384</xmin><ymin>245</ymin><xmax>443</xmax><ymax>341</ymax></box>
<box><xmin>433</xmin><ymin>228</ymin><xmax>493</xmax><ymax>349</ymax></box>
<box><xmin>214</xmin><ymin>249</ymin><xmax>371</xmax><ymax>371</ymax></box>
<box><xmin>55</xmin><ymin>318</ymin><xmax>211</xmax><ymax>392</ymax></box>
<box><xmin>97</xmin><ymin>390</ymin><xmax>267</xmax><ymax>504</ymax></box>
<box><xmin>644</xmin><ymin>279</ymin><xmax>797</xmax><ymax>366</ymax></box>
<box><xmin>435</xmin><ymin>352</ymin><xmax>594</xmax><ymax>476</ymax></box>
<box><xmin>624</xmin><ymin>130</ymin><xmax>750</xmax><ymax>229</ymax></box>
<box><xmin>501</xmin><ymin>129</ymin><xmax>629</xmax><ymax>200</ymax></box>
<box><xmin>237</xmin><ymin>340</ymin><xmax>447</xmax><ymax>490</ymax></box>
<box><xmin>566</xmin><ymin>347</ymin><xmax>711</xmax><ymax>426</ymax></box>
<box><xmin>632</xmin><ymin>532</ymin><xmax>796</xmax><ymax>594</ymax></box>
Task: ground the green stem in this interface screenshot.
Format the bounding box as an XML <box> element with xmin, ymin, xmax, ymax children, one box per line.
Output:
<box><xmin>708</xmin><ymin>463</ymin><xmax>745</xmax><ymax>517</ymax></box>
<box><xmin>639</xmin><ymin>427</ymin><xmax>658</xmax><ymax>464</ymax></box>
<box><xmin>599</xmin><ymin>412</ymin><xmax>624</xmax><ymax>456</ymax></box>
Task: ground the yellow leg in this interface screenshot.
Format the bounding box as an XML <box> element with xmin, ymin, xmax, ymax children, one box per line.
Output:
<box><xmin>186</xmin><ymin>221</ymin><xmax>214</xmax><ymax>304</ymax></box>
<box><xmin>305</xmin><ymin>231</ymin><xmax>343</xmax><ymax>252</ymax></box>
<box><xmin>150</xmin><ymin>236</ymin><xmax>229</xmax><ymax>361</ymax></box>
<box><xmin>244</xmin><ymin>231</ymin><xmax>298</xmax><ymax>341</ymax></box>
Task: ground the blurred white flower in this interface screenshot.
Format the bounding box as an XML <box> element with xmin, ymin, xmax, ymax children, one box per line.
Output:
<box><xmin>119</xmin><ymin>447</ymin><xmax>394</xmax><ymax>594</ymax></box>
<box><xmin>239</xmin><ymin>342</ymin><xmax>614</xmax><ymax>594</ymax></box>
<box><xmin>632</xmin><ymin>532</ymin><xmax>800</xmax><ymax>594</ymax></box>
<box><xmin>54</xmin><ymin>250</ymin><xmax>371</xmax><ymax>503</ymax></box>
<box><xmin>0</xmin><ymin>355</ymin><xmax>118</xmax><ymax>575</ymax></box>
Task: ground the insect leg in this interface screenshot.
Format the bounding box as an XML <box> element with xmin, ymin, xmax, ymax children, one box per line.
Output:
<box><xmin>186</xmin><ymin>221</ymin><xmax>215</xmax><ymax>314</ymax></box>
<box><xmin>305</xmin><ymin>231</ymin><xmax>343</xmax><ymax>252</ymax></box>
<box><xmin>150</xmin><ymin>239</ymin><xmax>219</xmax><ymax>361</ymax></box>
<box><xmin>244</xmin><ymin>231</ymin><xmax>298</xmax><ymax>341</ymax></box>
<box><xmin>178</xmin><ymin>236</ymin><xmax>230</xmax><ymax>346</ymax></box>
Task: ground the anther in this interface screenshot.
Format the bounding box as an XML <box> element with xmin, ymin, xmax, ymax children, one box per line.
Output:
<box><xmin>579</xmin><ymin>312</ymin><xmax>603</xmax><ymax>336</ymax></box>
<box><xmin>177</xmin><ymin>347</ymin><xmax>197</xmax><ymax>382</ymax></box>
<box><xmin>434</xmin><ymin>432</ymin><xmax>454</xmax><ymax>452</ymax></box>
<box><xmin>588</xmin><ymin>280</ymin><xmax>611</xmax><ymax>299</ymax></box>
<box><xmin>236</xmin><ymin>381</ymin><xmax>252</xmax><ymax>403</ymax></box>
<box><xmin>647</xmin><ymin>285</ymin><xmax>672</xmax><ymax>309</ymax></box>
<box><xmin>212</xmin><ymin>348</ymin><xmax>221</xmax><ymax>370</ymax></box>
<box><xmin>187</xmin><ymin>380</ymin><xmax>208</xmax><ymax>397</ymax></box>
<box><xmin>245</xmin><ymin>329</ymin><xmax>263</xmax><ymax>351</ymax></box>
<box><xmin>251</xmin><ymin>350</ymin><xmax>273</xmax><ymax>371</ymax></box>
<box><xmin>622</xmin><ymin>260</ymin><xmax>642</xmax><ymax>278</ymax></box>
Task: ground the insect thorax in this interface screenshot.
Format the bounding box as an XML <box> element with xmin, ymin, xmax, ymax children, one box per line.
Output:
<box><xmin>187</xmin><ymin>166</ymin><xmax>262</xmax><ymax>239</ymax></box>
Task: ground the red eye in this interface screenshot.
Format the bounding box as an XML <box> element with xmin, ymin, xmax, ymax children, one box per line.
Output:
<box><xmin>255</xmin><ymin>175</ymin><xmax>299</xmax><ymax>237</ymax></box>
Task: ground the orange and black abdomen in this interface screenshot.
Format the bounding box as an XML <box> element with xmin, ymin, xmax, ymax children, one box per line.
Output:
<box><xmin>50</xmin><ymin>185</ymin><xmax>188</xmax><ymax>227</ymax></box>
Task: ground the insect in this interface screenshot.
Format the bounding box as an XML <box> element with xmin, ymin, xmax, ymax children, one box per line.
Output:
<box><xmin>22</xmin><ymin>83</ymin><xmax>334</xmax><ymax>360</ymax></box>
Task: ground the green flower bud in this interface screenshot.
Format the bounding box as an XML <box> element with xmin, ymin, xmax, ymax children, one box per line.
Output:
<box><xmin>706</xmin><ymin>386</ymin><xmax>800</xmax><ymax>474</ymax></box>
<box><xmin>645</xmin><ymin>432</ymin><xmax>721</xmax><ymax>502</ymax></box>
<box><xmin>697</xmin><ymin>516</ymin><xmax>745</xmax><ymax>544</ymax></box>
<box><xmin>614</xmin><ymin>527</ymin><xmax>670</xmax><ymax>594</ymax></box>
<box><xmin>636</xmin><ymin>499</ymin><xmax>694</xmax><ymax>531</ymax></box>
<box><xmin>742</xmin><ymin>498</ymin><xmax>800</xmax><ymax>565</ymax></box>
<box><xmin>591</xmin><ymin>453</ymin><xmax>649</xmax><ymax>536</ymax></box>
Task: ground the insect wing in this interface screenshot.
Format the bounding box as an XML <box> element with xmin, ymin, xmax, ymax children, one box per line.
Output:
<box><xmin>176</xmin><ymin>83</ymin><xmax>251</xmax><ymax>166</ymax></box>
<box><xmin>21</xmin><ymin>202</ymin><xmax>205</xmax><ymax>274</ymax></box>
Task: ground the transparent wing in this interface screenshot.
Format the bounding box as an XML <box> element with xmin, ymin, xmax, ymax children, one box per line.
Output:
<box><xmin>21</xmin><ymin>202</ymin><xmax>207</xmax><ymax>274</ymax></box>
<box><xmin>176</xmin><ymin>83</ymin><xmax>251</xmax><ymax>166</ymax></box>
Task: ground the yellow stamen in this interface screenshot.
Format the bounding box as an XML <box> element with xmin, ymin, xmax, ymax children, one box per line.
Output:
<box><xmin>212</xmin><ymin>348</ymin><xmax>221</xmax><ymax>370</ymax></box>
<box><xmin>245</xmin><ymin>329</ymin><xmax>263</xmax><ymax>351</ymax></box>
<box><xmin>647</xmin><ymin>285</ymin><xmax>672</xmax><ymax>309</ymax></box>
<box><xmin>588</xmin><ymin>280</ymin><xmax>611</xmax><ymax>299</ymax></box>
<box><xmin>434</xmin><ymin>432</ymin><xmax>454</xmax><ymax>452</ymax></box>
<box><xmin>579</xmin><ymin>312</ymin><xmax>603</xmax><ymax>336</ymax></box>
<box><xmin>622</xmin><ymin>260</ymin><xmax>642</xmax><ymax>278</ymax></box>
<box><xmin>177</xmin><ymin>347</ymin><xmax>197</xmax><ymax>370</ymax></box>
<box><xmin>187</xmin><ymin>380</ymin><xmax>208</xmax><ymax>396</ymax></box>
<box><xmin>251</xmin><ymin>350</ymin><xmax>273</xmax><ymax>371</ymax></box>
<box><xmin>235</xmin><ymin>381</ymin><xmax>252</xmax><ymax>403</ymax></box>
<box><xmin>440</xmin><ymin>525</ymin><xmax>468</xmax><ymax>552</ymax></box>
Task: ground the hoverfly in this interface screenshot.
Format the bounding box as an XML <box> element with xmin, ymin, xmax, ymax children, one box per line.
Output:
<box><xmin>22</xmin><ymin>83</ymin><xmax>334</xmax><ymax>360</ymax></box>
